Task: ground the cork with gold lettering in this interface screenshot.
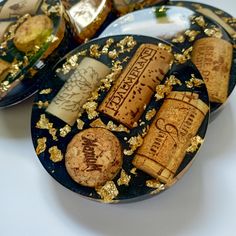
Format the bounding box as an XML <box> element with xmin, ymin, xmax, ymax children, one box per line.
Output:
<box><xmin>132</xmin><ymin>91</ymin><xmax>209</xmax><ymax>184</ymax></box>
<box><xmin>98</xmin><ymin>43</ymin><xmax>173</xmax><ymax>128</ymax></box>
<box><xmin>191</xmin><ymin>37</ymin><xmax>233</xmax><ymax>104</ymax></box>
<box><xmin>65</xmin><ymin>128</ymin><xmax>123</xmax><ymax>187</ymax></box>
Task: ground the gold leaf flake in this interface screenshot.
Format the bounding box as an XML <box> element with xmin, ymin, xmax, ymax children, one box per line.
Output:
<box><xmin>117</xmin><ymin>169</ymin><xmax>131</xmax><ymax>186</ymax></box>
<box><xmin>41</xmin><ymin>0</ymin><xmax>62</xmax><ymax>16</ymax></box>
<box><xmin>35</xmin><ymin>101</ymin><xmax>49</xmax><ymax>109</ymax></box>
<box><xmin>123</xmin><ymin>149</ymin><xmax>134</xmax><ymax>156</ymax></box>
<box><xmin>36</xmin><ymin>114</ymin><xmax>58</xmax><ymax>141</ymax></box>
<box><xmin>192</xmin><ymin>16</ymin><xmax>206</xmax><ymax>28</ymax></box>
<box><xmin>90</xmin><ymin>44</ymin><xmax>101</xmax><ymax>58</ymax></box>
<box><xmin>186</xmin><ymin>74</ymin><xmax>204</xmax><ymax>88</ymax></box>
<box><xmin>185</xmin><ymin>30</ymin><xmax>200</xmax><ymax>42</ymax></box>
<box><xmin>77</xmin><ymin>119</ymin><xmax>85</xmax><ymax>130</ymax></box>
<box><xmin>204</xmin><ymin>27</ymin><xmax>223</xmax><ymax>38</ymax></box>
<box><xmin>172</xmin><ymin>35</ymin><xmax>185</xmax><ymax>43</ymax></box>
<box><xmin>49</xmin><ymin>146</ymin><xmax>63</xmax><ymax>162</ymax></box>
<box><xmin>155</xmin><ymin>75</ymin><xmax>181</xmax><ymax>101</ymax></box>
<box><xmin>39</xmin><ymin>88</ymin><xmax>52</xmax><ymax>94</ymax></box>
<box><xmin>186</xmin><ymin>135</ymin><xmax>204</xmax><ymax>153</ymax></box>
<box><xmin>106</xmin><ymin>121</ymin><xmax>130</xmax><ymax>133</ymax></box>
<box><xmin>82</xmin><ymin>101</ymin><xmax>99</xmax><ymax>120</ymax></box>
<box><xmin>108</xmin><ymin>49</ymin><xmax>118</xmax><ymax>59</ymax></box>
<box><xmin>165</xmin><ymin>75</ymin><xmax>182</xmax><ymax>87</ymax></box>
<box><xmin>174</xmin><ymin>53</ymin><xmax>188</xmax><ymax>64</ymax></box>
<box><xmin>124</xmin><ymin>135</ymin><xmax>143</xmax><ymax>156</ymax></box>
<box><xmin>146</xmin><ymin>179</ymin><xmax>162</xmax><ymax>188</ymax></box>
<box><xmin>130</xmin><ymin>167</ymin><xmax>137</xmax><ymax>175</ymax></box>
<box><xmin>36</xmin><ymin>137</ymin><xmax>47</xmax><ymax>155</ymax></box>
<box><xmin>59</xmin><ymin>125</ymin><xmax>71</xmax><ymax>137</ymax></box>
<box><xmin>145</xmin><ymin>108</ymin><xmax>156</xmax><ymax>121</ymax></box>
<box><xmin>96</xmin><ymin>181</ymin><xmax>119</xmax><ymax>203</ymax></box>
<box><xmin>182</xmin><ymin>46</ymin><xmax>193</xmax><ymax>60</ymax></box>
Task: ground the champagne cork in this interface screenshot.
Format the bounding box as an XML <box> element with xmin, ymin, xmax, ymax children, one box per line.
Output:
<box><xmin>98</xmin><ymin>43</ymin><xmax>173</xmax><ymax>128</ymax></box>
<box><xmin>132</xmin><ymin>91</ymin><xmax>209</xmax><ymax>183</ymax></box>
<box><xmin>47</xmin><ymin>57</ymin><xmax>111</xmax><ymax>125</ymax></box>
<box><xmin>191</xmin><ymin>37</ymin><xmax>233</xmax><ymax>103</ymax></box>
<box><xmin>0</xmin><ymin>0</ymin><xmax>42</xmax><ymax>19</ymax></box>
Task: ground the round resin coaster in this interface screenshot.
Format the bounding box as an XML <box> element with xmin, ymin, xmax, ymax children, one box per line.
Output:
<box><xmin>0</xmin><ymin>0</ymin><xmax>67</xmax><ymax>107</ymax></box>
<box><xmin>31</xmin><ymin>35</ymin><xmax>209</xmax><ymax>203</ymax></box>
<box><xmin>100</xmin><ymin>5</ymin><xmax>235</xmax><ymax>114</ymax></box>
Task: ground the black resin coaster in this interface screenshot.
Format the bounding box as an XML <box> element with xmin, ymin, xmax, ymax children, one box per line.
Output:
<box><xmin>31</xmin><ymin>35</ymin><xmax>209</xmax><ymax>203</ymax></box>
<box><xmin>100</xmin><ymin>5</ymin><xmax>235</xmax><ymax>114</ymax></box>
<box><xmin>0</xmin><ymin>0</ymin><xmax>76</xmax><ymax>108</ymax></box>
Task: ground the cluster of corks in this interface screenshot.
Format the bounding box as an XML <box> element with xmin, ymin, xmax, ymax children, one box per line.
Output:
<box><xmin>34</xmin><ymin>36</ymin><xmax>208</xmax><ymax>202</ymax></box>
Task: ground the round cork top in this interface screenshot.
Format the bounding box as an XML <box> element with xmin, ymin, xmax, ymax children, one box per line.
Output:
<box><xmin>65</xmin><ymin>128</ymin><xmax>123</xmax><ymax>188</ymax></box>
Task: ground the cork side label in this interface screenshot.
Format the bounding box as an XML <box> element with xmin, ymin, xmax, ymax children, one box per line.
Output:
<box><xmin>99</xmin><ymin>43</ymin><xmax>173</xmax><ymax>128</ymax></box>
<box><xmin>191</xmin><ymin>37</ymin><xmax>233</xmax><ymax>103</ymax></box>
<box><xmin>132</xmin><ymin>91</ymin><xmax>209</xmax><ymax>183</ymax></box>
<box><xmin>47</xmin><ymin>57</ymin><xmax>111</xmax><ymax>125</ymax></box>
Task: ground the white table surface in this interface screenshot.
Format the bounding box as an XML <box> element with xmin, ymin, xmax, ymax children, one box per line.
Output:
<box><xmin>1</xmin><ymin>0</ymin><xmax>236</xmax><ymax>235</ymax></box>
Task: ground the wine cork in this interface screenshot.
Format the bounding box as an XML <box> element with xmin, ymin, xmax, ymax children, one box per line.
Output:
<box><xmin>0</xmin><ymin>21</ymin><xmax>12</xmax><ymax>41</ymax></box>
<box><xmin>0</xmin><ymin>0</ymin><xmax>42</xmax><ymax>19</ymax></box>
<box><xmin>65</xmin><ymin>128</ymin><xmax>123</xmax><ymax>187</ymax></box>
<box><xmin>132</xmin><ymin>91</ymin><xmax>209</xmax><ymax>184</ymax></box>
<box><xmin>197</xmin><ymin>8</ymin><xmax>236</xmax><ymax>36</ymax></box>
<box><xmin>98</xmin><ymin>43</ymin><xmax>173</xmax><ymax>128</ymax></box>
<box><xmin>0</xmin><ymin>59</ymin><xmax>10</xmax><ymax>82</ymax></box>
<box><xmin>191</xmin><ymin>37</ymin><xmax>233</xmax><ymax>104</ymax></box>
<box><xmin>46</xmin><ymin>57</ymin><xmax>111</xmax><ymax>125</ymax></box>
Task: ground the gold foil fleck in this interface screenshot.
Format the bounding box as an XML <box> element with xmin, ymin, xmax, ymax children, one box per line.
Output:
<box><xmin>146</xmin><ymin>179</ymin><xmax>162</xmax><ymax>188</ymax></box>
<box><xmin>106</xmin><ymin>121</ymin><xmax>130</xmax><ymax>133</ymax></box>
<box><xmin>96</xmin><ymin>181</ymin><xmax>119</xmax><ymax>203</ymax></box>
<box><xmin>36</xmin><ymin>137</ymin><xmax>47</xmax><ymax>155</ymax></box>
<box><xmin>35</xmin><ymin>101</ymin><xmax>49</xmax><ymax>109</ymax></box>
<box><xmin>49</xmin><ymin>146</ymin><xmax>63</xmax><ymax>162</ymax></box>
<box><xmin>0</xmin><ymin>81</ymin><xmax>10</xmax><ymax>92</ymax></box>
<box><xmin>59</xmin><ymin>125</ymin><xmax>71</xmax><ymax>137</ymax></box>
<box><xmin>102</xmin><ymin>38</ymin><xmax>114</xmax><ymax>54</ymax></box>
<box><xmin>204</xmin><ymin>27</ymin><xmax>223</xmax><ymax>38</ymax></box>
<box><xmin>36</xmin><ymin>114</ymin><xmax>58</xmax><ymax>141</ymax></box>
<box><xmin>90</xmin><ymin>44</ymin><xmax>101</xmax><ymax>58</ymax></box>
<box><xmin>124</xmin><ymin>135</ymin><xmax>143</xmax><ymax>156</ymax></box>
<box><xmin>186</xmin><ymin>74</ymin><xmax>204</xmax><ymax>88</ymax></box>
<box><xmin>150</xmin><ymin>184</ymin><xmax>166</xmax><ymax>195</ymax></box>
<box><xmin>145</xmin><ymin>108</ymin><xmax>157</xmax><ymax>121</ymax></box>
<box><xmin>130</xmin><ymin>167</ymin><xmax>137</xmax><ymax>175</ymax></box>
<box><xmin>172</xmin><ymin>35</ymin><xmax>185</xmax><ymax>43</ymax></box>
<box><xmin>182</xmin><ymin>46</ymin><xmax>193</xmax><ymax>60</ymax></box>
<box><xmin>155</xmin><ymin>75</ymin><xmax>181</xmax><ymax>101</ymax></box>
<box><xmin>117</xmin><ymin>169</ymin><xmax>131</xmax><ymax>186</ymax></box>
<box><xmin>58</xmin><ymin>54</ymin><xmax>79</xmax><ymax>74</ymax></box>
<box><xmin>39</xmin><ymin>88</ymin><xmax>52</xmax><ymax>94</ymax></box>
<box><xmin>123</xmin><ymin>149</ymin><xmax>134</xmax><ymax>156</ymax></box>
<box><xmin>116</xmin><ymin>36</ymin><xmax>137</xmax><ymax>54</ymax></box>
<box><xmin>108</xmin><ymin>49</ymin><xmax>119</xmax><ymax>59</ymax></box>
<box><xmin>174</xmin><ymin>53</ymin><xmax>188</xmax><ymax>64</ymax></box>
<box><xmin>185</xmin><ymin>30</ymin><xmax>200</xmax><ymax>42</ymax></box>
<box><xmin>82</xmin><ymin>101</ymin><xmax>99</xmax><ymax>120</ymax></box>
<box><xmin>9</xmin><ymin>59</ymin><xmax>23</xmax><ymax>77</ymax></box>
<box><xmin>77</xmin><ymin>119</ymin><xmax>85</xmax><ymax>130</ymax></box>
<box><xmin>141</xmin><ymin>125</ymin><xmax>149</xmax><ymax>137</ymax></box>
<box><xmin>186</xmin><ymin>135</ymin><xmax>204</xmax><ymax>153</ymax></box>
<box><xmin>192</xmin><ymin>16</ymin><xmax>206</xmax><ymax>28</ymax></box>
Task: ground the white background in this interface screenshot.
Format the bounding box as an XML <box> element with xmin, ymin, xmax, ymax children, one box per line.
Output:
<box><xmin>1</xmin><ymin>0</ymin><xmax>236</xmax><ymax>235</ymax></box>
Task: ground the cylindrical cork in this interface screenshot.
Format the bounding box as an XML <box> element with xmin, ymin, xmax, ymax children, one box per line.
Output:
<box><xmin>46</xmin><ymin>57</ymin><xmax>111</xmax><ymax>125</ymax></box>
<box><xmin>98</xmin><ymin>43</ymin><xmax>173</xmax><ymax>128</ymax></box>
<box><xmin>132</xmin><ymin>91</ymin><xmax>209</xmax><ymax>184</ymax></box>
<box><xmin>191</xmin><ymin>37</ymin><xmax>233</xmax><ymax>104</ymax></box>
